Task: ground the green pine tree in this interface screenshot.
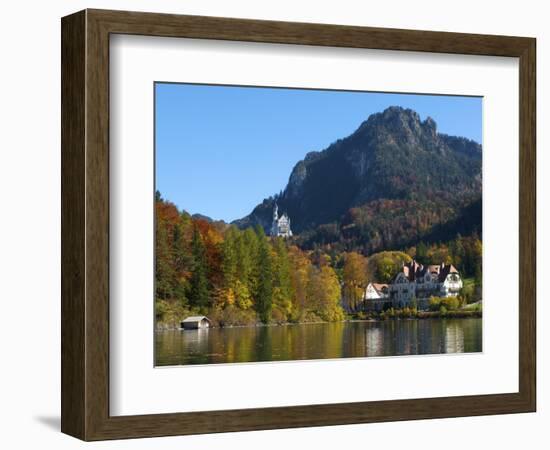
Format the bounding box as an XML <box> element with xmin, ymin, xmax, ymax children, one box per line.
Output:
<box><xmin>155</xmin><ymin>217</ymin><xmax>174</xmax><ymax>300</ymax></box>
<box><xmin>242</xmin><ymin>227</ymin><xmax>260</xmax><ymax>295</ymax></box>
<box><xmin>221</xmin><ymin>227</ymin><xmax>238</xmax><ymax>290</ymax></box>
<box><xmin>172</xmin><ymin>221</ymin><xmax>191</xmax><ymax>306</ymax></box>
<box><xmin>189</xmin><ymin>226</ymin><xmax>210</xmax><ymax>313</ymax></box>
<box><xmin>255</xmin><ymin>226</ymin><xmax>273</xmax><ymax>323</ymax></box>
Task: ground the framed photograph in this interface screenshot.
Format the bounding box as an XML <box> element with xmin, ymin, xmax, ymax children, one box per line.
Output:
<box><xmin>61</xmin><ymin>9</ymin><xmax>536</xmax><ymax>440</ymax></box>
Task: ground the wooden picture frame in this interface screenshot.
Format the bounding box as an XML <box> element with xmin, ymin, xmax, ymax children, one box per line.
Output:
<box><xmin>61</xmin><ymin>9</ymin><xmax>536</xmax><ymax>441</ymax></box>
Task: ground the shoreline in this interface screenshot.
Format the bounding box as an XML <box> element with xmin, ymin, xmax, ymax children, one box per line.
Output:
<box><xmin>156</xmin><ymin>310</ymin><xmax>482</xmax><ymax>331</ymax></box>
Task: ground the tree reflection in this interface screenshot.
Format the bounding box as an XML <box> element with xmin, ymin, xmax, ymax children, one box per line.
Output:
<box><xmin>155</xmin><ymin>318</ymin><xmax>482</xmax><ymax>366</ymax></box>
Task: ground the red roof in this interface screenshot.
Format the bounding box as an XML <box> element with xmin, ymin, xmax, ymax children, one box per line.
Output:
<box><xmin>396</xmin><ymin>261</ymin><xmax>460</xmax><ymax>283</ymax></box>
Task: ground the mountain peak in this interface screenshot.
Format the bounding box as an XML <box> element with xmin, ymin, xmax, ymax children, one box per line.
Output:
<box><xmin>383</xmin><ymin>105</ymin><xmax>419</xmax><ymax>118</ymax></box>
<box><xmin>359</xmin><ymin>105</ymin><xmax>419</xmax><ymax>126</ymax></box>
<box><xmin>354</xmin><ymin>106</ymin><xmax>427</xmax><ymax>144</ymax></box>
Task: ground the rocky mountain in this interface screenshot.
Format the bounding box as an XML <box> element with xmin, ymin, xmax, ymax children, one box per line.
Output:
<box><xmin>233</xmin><ymin>106</ymin><xmax>482</xmax><ymax>253</ymax></box>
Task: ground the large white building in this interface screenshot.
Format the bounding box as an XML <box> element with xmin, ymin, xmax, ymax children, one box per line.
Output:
<box><xmin>362</xmin><ymin>260</ymin><xmax>463</xmax><ymax>312</ymax></box>
<box><xmin>389</xmin><ymin>260</ymin><xmax>463</xmax><ymax>309</ymax></box>
<box><xmin>270</xmin><ymin>203</ymin><xmax>293</xmax><ymax>238</ymax></box>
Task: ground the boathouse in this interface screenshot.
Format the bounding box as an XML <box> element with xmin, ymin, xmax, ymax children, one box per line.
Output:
<box><xmin>180</xmin><ymin>316</ymin><xmax>212</xmax><ymax>330</ymax></box>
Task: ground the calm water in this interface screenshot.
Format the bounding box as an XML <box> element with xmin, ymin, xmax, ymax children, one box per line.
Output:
<box><xmin>155</xmin><ymin>318</ymin><xmax>482</xmax><ymax>366</ymax></box>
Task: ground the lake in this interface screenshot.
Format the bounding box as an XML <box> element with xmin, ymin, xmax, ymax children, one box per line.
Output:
<box><xmin>155</xmin><ymin>318</ymin><xmax>482</xmax><ymax>366</ymax></box>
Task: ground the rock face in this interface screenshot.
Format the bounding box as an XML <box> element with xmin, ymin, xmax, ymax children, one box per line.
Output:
<box><xmin>233</xmin><ymin>106</ymin><xmax>482</xmax><ymax>247</ymax></box>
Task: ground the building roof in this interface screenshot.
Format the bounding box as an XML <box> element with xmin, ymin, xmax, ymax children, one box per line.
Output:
<box><xmin>372</xmin><ymin>283</ymin><xmax>389</xmax><ymax>291</ymax></box>
<box><xmin>437</xmin><ymin>264</ymin><xmax>459</xmax><ymax>282</ymax></box>
<box><xmin>181</xmin><ymin>316</ymin><xmax>211</xmax><ymax>323</ymax></box>
<box><xmin>395</xmin><ymin>260</ymin><xmax>460</xmax><ymax>283</ymax></box>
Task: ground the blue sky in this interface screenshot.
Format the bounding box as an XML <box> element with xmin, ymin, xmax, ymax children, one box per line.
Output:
<box><xmin>155</xmin><ymin>83</ymin><xmax>482</xmax><ymax>222</ymax></box>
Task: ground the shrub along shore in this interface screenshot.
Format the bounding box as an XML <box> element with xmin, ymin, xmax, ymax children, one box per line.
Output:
<box><xmin>156</xmin><ymin>300</ymin><xmax>482</xmax><ymax>330</ymax></box>
<box><xmin>352</xmin><ymin>296</ymin><xmax>482</xmax><ymax>321</ymax></box>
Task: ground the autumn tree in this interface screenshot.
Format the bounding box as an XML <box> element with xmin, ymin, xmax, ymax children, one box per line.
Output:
<box><xmin>342</xmin><ymin>252</ymin><xmax>368</xmax><ymax>311</ymax></box>
<box><xmin>307</xmin><ymin>265</ymin><xmax>344</xmax><ymax>321</ymax></box>
<box><xmin>171</xmin><ymin>215</ymin><xmax>192</xmax><ymax>304</ymax></box>
<box><xmin>288</xmin><ymin>245</ymin><xmax>311</xmax><ymax>320</ymax></box>
<box><xmin>367</xmin><ymin>251</ymin><xmax>411</xmax><ymax>283</ymax></box>
<box><xmin>155</xmin><ymin>196</ymin><xmax>193</xmax><ymax>304</ymax></box>
<box><xmin>235</xmin><ymin>228</ymin><xmax>257</xmax><ymax>310</ymax></box>
<box><xmin>271</xmin><ymin>237</ymin><xmax>293</xmax><ymax>320</ymax></box>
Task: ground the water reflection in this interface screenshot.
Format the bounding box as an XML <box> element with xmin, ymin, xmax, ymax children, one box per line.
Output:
<box><xmin>155</xmin><ymin>318</ymin><xmax>482</xmax><ymax>366</ymax></box>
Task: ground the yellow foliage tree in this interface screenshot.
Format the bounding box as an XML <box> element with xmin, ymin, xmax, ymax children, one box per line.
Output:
<box><xmin>342</xmin><ymin>252</ymin><xmax>368</xmax><ymax>311</ymax></box>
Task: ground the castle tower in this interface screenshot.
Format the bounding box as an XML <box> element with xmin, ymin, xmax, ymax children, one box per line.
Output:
<box><xmin>271</xmin><ymin>203</ymin><xmax>279</xmax><ymax>237</ymax></box>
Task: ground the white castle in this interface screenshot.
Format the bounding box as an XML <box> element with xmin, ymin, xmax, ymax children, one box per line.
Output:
<box><xmin>270</xmin><ymin>203</ymin><xmax>293</xmax><ymax>238</ymax></box>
